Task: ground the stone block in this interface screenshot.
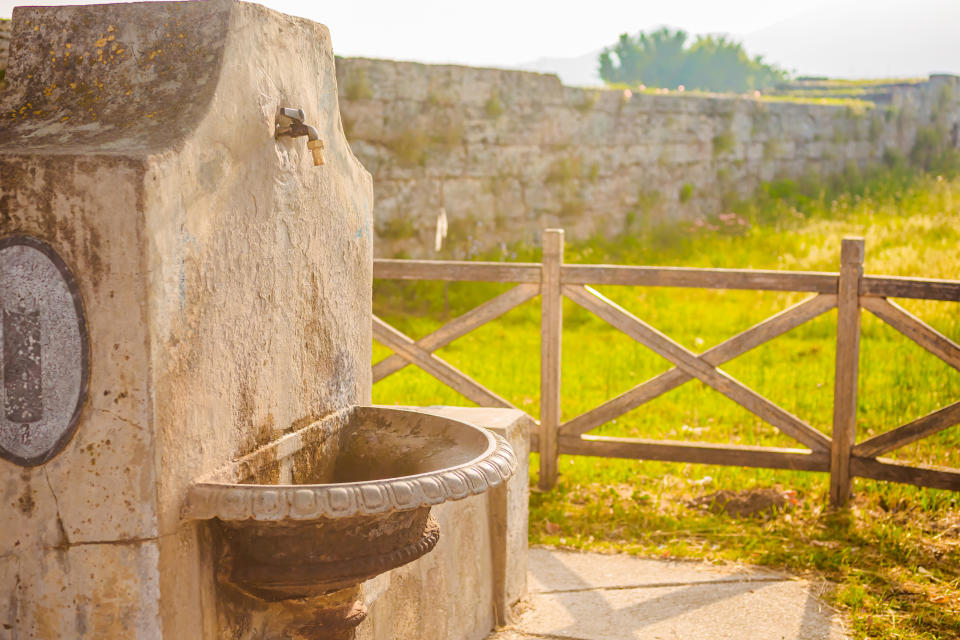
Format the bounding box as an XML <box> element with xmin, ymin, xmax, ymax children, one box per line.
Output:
<box><xmin>442</xmin><ymin>178</ymin><xmax>498</xmax><ymax>227</ymax></box>
<box><xmin>0</xmin><ymin>466</ymin><xmax>64</xmax><ymax>553</ymax></box>
<box><xmin>44</xmin><ymin>409</ymin><xmax>157</xmax><ymax>543</ymax></box>
<box><xmin>357</xmin><ymin>407</ymin><xmax>531</xmax><ymax>640</ymax></box>
<box><xmin>341</xmin><ymin>100</ymin><xmax>388</xmax><ymax>142</ymax></box>
<box><xmin>10</xmin><ymin>542</ymin><xmax>161</xmax><ymax>640</ymax></box>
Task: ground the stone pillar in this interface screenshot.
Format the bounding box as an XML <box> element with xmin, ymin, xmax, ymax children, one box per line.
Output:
<box><xmin>0</xmin><ymin>2</ymin><xmax>373</xmax><ymax>638</ymax></box>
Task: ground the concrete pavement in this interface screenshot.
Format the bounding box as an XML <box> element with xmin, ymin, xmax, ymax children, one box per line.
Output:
<box><xmin>487</xmin><ymin>548</ymin><xmax>848</xmax><ymax>640</ymax></box>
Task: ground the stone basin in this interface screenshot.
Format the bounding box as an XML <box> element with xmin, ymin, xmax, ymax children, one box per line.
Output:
<box><xmin>182</xmin><ymin>406</ymin><xmax>517</xmax><ymax>602</ymax></box>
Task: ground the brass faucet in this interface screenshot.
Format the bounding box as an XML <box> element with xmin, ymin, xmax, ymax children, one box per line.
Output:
<box><xmin>275</xmin><ymin>107</ymin><xmax>325</xmax><ymax>166</ymax></box>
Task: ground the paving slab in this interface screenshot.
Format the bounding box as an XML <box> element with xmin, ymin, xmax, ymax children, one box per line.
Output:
<box><xmin>488</xmin><ymin>548</ymin><xmax>848</xmax><ymax>640</ymax></box>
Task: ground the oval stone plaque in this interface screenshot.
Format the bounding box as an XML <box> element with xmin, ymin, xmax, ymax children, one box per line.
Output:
<box><xmin>0</xmin><ymin>236</ymin><xmax>89</xmax><ymax>466</ymax></box>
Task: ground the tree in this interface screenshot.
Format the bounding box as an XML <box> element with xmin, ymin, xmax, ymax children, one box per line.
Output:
<box><xmin>598</xmin><ymin>27</ymin><xmax>789</xmax><ymax>93</ymax></box>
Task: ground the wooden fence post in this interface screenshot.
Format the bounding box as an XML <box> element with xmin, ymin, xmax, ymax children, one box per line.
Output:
<box><xmin>830</xmin><ymin>237</ymin><xmax>865</xmax><ymax>507</ymax></box>
<box><xmin>539</xmin><ymin>229</ymin><xmax>564</xmax><ymax>490</ymax></box>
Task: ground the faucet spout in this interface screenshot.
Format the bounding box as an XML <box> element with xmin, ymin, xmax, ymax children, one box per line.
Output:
<box><xmin>275</xmin><ymin>107</ymin><xmax>325</xmax><ymax>166</ymax></box>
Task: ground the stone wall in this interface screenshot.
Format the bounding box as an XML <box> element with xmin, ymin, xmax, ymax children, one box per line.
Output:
<box><xmin>336</xmin><ymin>58</ymin><xmax>960</xmax><ymax>258</ymax></box>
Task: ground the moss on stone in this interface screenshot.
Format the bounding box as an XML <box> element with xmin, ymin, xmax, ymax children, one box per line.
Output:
<box><xmin>636</xmin><ymin>189</ymin><xmax>662</xmax><ymax>212</ymax></box>
<box><xmin>383</xmin><ymin>118</ymin><xmax>463</xmax><ymax>166</ymax></box>
<box><xmin>426</xmin><ymin>89</ymin><xmax>455</xmax><ymax>107</ymax></box>
<box><xmin>868</xmin><ymin>115</ymin><xmax>884</xmax><ymax>143</ymax></box>
<box><xmin>587</xmin><ymin>162</ymin><xmax>599</xmax><ymax>182</ymax></box>
<box><xmin>385</xmin><ymin>128</ymin><xmax>430</xmax><ymax>166</ymax></box>
<box><xmin>545</xmin><ymin>156</ymin><xmax>583</xmax><ymax>186</ymax></box>
<box><xmin>485</xmin><ymin>89</ymin><xmax>503</xmax><ymax>118</ymax></box>
<box><xmin>712</xmin><ymin>131</ymin><xmax>735</xmax><ymax>157</ymax></box>
<box><xmin>344</xmin><ymin>68</ymin><xmax>373</xmax><ymax>100</ymax></box>
<box><xmin>430</xmin><ymin>120</ymin><xmax>464</xmax><ymax>153</ymax></box>
<box><xmin>763</xmin><ymin>139</ymin><xmax>782</xmax><ymax>161</ymax></box>
<box><xmin>558</xmin><ymin>197</ymin><xmax>586</xmax><ymax>219</ymax></box>
<box><xmin>575</xmin><ymin>91</ymin><xmax>598</xmax><ymax>113</ymax></box>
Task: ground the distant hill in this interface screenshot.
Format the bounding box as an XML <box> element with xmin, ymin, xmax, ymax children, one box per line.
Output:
<box><xmin>511</xmin><ymin>50</ymin><xmax>603</xmax><ymax>88</ymax></box>
<box><xmin>741</xmin><ymin>0</ymin><xmax>960</xmax><ymax>78</ymax></box>
<box><xmin>511</xmin><ymin>0</ymin><xmax>959</xmax><ymax>86</ymax></box>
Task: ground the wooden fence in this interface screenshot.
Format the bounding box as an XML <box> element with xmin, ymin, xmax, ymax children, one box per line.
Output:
<box><xmin>372</xmin><ymin>229</ymin><xmax>960</xmax><ymax>506</ymax></box>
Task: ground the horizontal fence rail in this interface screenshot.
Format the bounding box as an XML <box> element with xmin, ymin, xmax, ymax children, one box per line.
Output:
<box><xmin>372</xmin><ymin>229</ymin><xmax>960</xmax><ymax>505</ymax></box>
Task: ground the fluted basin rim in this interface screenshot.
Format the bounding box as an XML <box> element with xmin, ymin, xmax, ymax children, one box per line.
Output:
<box><xmin>181</xmin><ymin>406</ymin><xmax>518</xmax><ymax>521</ymax></box>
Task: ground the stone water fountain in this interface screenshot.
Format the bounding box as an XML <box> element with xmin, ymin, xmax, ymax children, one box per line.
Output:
<box><xmin>0</xmin><ymin>2</ymin><xmax>528</xmax><ymax>638</ymax></box>
<box><xmin>182</xmin><ymin>405</ymin><xmax>516</xmax><ymax>638</ymax></box>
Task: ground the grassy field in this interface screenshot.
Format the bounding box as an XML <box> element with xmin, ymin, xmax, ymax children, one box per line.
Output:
<box><xmin>372</xmin><ymin>166</ymin><xmax>960</xmax><ymax>639</ymax></box>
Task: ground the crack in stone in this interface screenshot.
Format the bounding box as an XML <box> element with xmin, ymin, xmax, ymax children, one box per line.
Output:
<box><xmin>94</xmin><ymin>408</ymin><xmax>146</xmax><ymax>432</ymax></box>
<box><xmin>6</xmin><ymin>556</ymin><xmax>21</xmax><ymax>639</ymax></box>
<box><xmin>48</xmin><ymin>529</ymin><xmax>177</xmax><ymax>550</ymax></box>
<box><xmin>42</xmin><ymin>467</ymin><xmax>70</xmax><ymax>547</ymax></box>
<box><xmin>55</xmin><ymin>536</ymin><xmax>159</xmax><ymax>548</ymax></box>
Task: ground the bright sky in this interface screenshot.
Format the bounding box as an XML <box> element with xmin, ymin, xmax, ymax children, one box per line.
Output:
<box><xmin>0</xmin><ymin>0</ymin><xmax>823</xmax><ymax>66</ymax></box>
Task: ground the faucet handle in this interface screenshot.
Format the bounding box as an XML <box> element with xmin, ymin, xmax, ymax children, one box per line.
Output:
<box><xmin>277</xmin><ymin>107</ymin><xmax>305</xmax><ymax>124</ymax></box>
<box><xmin>275</xmin><ymin>107</ymin><xmax>307</xmax><ymax>139</ymax></box>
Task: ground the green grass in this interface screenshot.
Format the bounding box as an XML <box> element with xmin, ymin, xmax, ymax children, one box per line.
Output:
<box><xmin>755</xmin><ymin>95</ymin><xmax>876</xmax><ymax>110</ymax></box>
<box><xmin>372</xmin><ymin>165</ymin><xmax>960</xmax><ymax>639</ymax></box>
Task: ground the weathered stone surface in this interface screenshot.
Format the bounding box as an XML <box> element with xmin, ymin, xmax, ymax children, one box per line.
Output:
<box><xmin>10</xmin><ymin>542</ymin><xmax>162</xmax><ymax>640</ymax></box>
<box><xmin>0</xmin><ymin>19</ymin><xmax>9</xmax><ymax>77</ymax></box>
<box><xmin>45</xmin><ymin>409</ymin><xmax>157</xmax><ymax>543</ymax></box>
<box><xmin>0</xmin><ymin>554</ymin><xmax>17</xmax><ymax>635</ymax></box>
<box><xmin>0</xmin><ymin>154</ymin><xmax>158</xmax><ymax>547</ymax></box>
<box><xmin>1</xmin><ymin>2</ymin><xmax>372</xmax><ymax>638</ymax></box>
<box><xmin>337</xmin><ymin>58</ymin><xmax>960</xmax><ymax>258</ymax></box>
<box><xmin>1</xmin><ymin>460</ymin><xmax>66</xmax><ymax>554</ymax></box>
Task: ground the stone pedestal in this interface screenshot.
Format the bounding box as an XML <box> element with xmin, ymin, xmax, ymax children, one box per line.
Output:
<box><xmin>0</xmin><ymin>2</ymin><xmax>372</xmax><ymax>638</ymax></box>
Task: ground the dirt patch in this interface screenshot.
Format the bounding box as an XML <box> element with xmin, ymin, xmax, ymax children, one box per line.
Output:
<box><xmin>687</xmin><ymin>488</ymin><xmax>798</xmax><ymax>517</ymax></box>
